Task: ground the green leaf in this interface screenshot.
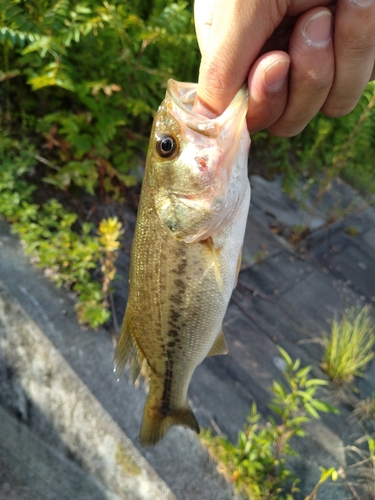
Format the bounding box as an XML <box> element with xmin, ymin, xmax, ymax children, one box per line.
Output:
<box><xmin>277</xmin><ymin>346</ymin><xmax>293</xmax><ymax>367</ymax></box>
<box><xmin>305</xmin><ymin>378</ymin><xmax>329</xmax><ymax>387</ymax></box>
<box><xmin>311</xmin><ymin>400</ymin><xmax>339</xmax><ymax>414</ymax></box>
<box><xmin>296</xmin><ymin>365</ymin><xmax>311</xmax><ymax>379</ymax></box>
<box><xmin>304</xmin><ymin>403</ymin><xmax>320</xmax><ymax>419</ymax></box>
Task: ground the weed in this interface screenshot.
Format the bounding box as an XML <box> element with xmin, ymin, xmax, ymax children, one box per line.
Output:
<box><xmin>0</xmin><ymin>134</ymin><xmax>123</xmax><ymax>329</ymax></box>
<box><xmin>0</xmin><ymin>0</ymin><xmax>199</xmax><ymax>196</ymax></box>
<box><xmin>98</xmin><ymin>216</ymin><xmax>124</xmax><ymax>308</ymax></box>
<box><xmin>304</xmin><ymin>467</ymin><xmax>339</xmax><ymax>500</ymax></box>
<box><xmin>321</xmin><ymin>306</ymin><xmax>375</xmax><ymax>387</ymax></box>
<box><xmin>345</xmin><ymin>434</ymin><xmax>375</xmax><ymax>497</ymax></box>
<box><xmin>202</xmin><ymin>347</ymin><xmax>338</xmax><ymax>500</ymax></box>
<box><xmin>353</xmin><ymin>393</ymin><xmax>375</xmax><ymax>425</ymax></box>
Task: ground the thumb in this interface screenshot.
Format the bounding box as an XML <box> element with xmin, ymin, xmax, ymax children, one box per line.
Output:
<box><xmin>194</xmin><ymin>0</ymin><xmax>288</xmax><ymax>117</ymax></box>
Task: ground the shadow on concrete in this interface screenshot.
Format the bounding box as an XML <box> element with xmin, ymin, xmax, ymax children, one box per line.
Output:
<box><xmin>0</xmin><ymin>356</ymin><xmax>110</xmax><ymax>500</ymax></box>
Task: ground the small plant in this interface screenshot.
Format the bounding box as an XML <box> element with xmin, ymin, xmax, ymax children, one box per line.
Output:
<box><xmin>345</xmin><ymin>434</ymin><xmax>375</xmax><ymax>495</ymax></box>
<box><xmin>11</xmin><ymin>198</ymin><xmax>112</xmax><ymax>329</ymax></box>
<box><xmin>0</xmin><ymin>134</ymin><xmax>123</xmax><ymax>329</ymax></box>
<box><xmin>321</xmin><ymin>306</ymin><xmax>375</xmax><ymax>387</ymax></box>
<box><xmin>304</xmin><ymin>467</ymin><xmax>339</xmax><ymax>500</ymax></box>
<box><xmin>202</xmin><ymin>348</ymin><xmax>338</xmax><ymax>500</ymax></box>
<box><xmin>353</xmin><ymin>393</ymin><xmax>375</xmax><ymax>425</ymax></box>
<box><xmin>97</xmin><ymin>216</ymin><xmax>124</xmax><ymax>308</ymax></box>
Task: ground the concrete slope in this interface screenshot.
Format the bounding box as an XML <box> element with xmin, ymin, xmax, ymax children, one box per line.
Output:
<box><xmin>0</xmin><ymin>279</ymin><xmax>175</xmax><ymax>500</ymax></box>
<box><xmin>0</xmin><ymin>405</ymin><xmax>122</xmax><ymax>500</ymax></box>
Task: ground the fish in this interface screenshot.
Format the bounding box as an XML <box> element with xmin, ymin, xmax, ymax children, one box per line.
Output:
<box><xmin>114</xmin><ymin>79</ymin><xmax>250</xmax><ymax>446</ymax></box>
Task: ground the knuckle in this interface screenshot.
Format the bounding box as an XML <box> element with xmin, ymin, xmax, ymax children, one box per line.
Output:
<box><xmin>268</xmin><ymin>119</ymin><xmax>306</xmax><ymax>138</ymax></box>
<box><xmin>342</xmin><ymin>32</ymin><xmax>375</xmax><ymax>59</ymax></box>
<box><xmin>321</xmin><ymin>100</ymin><xmax>358</xmax><ymax>118</ymax></box>
<box><xmin>303</xmin><ymin>71</ymin><xmax>333</xmax><ymax>94</ymax></box>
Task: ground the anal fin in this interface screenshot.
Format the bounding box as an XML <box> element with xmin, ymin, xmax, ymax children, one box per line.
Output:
<box><xmin>206</xmin><ymin>330</ymin><xmax>228</xmax><ymax>357</ymax></box>
<box><xmin>114</xmin><ymin>308</ymin><xmax>144</xmax><ymax>383</ymax></box>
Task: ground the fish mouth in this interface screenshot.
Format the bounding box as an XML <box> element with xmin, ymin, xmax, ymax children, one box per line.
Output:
<box><xmin>167</xmin><ymin>79</ymin><xmax>248</xmax><ymax>138</ymax></box>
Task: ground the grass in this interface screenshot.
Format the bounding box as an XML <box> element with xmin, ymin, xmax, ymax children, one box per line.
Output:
<box><xmin>351</xmin><ymin>393</ymin><xmax>375</xmax><ymax>431</ymax></box>
<box><xmin>321</xmin><ymin>306</ymin><xmax>375</xmax><ymax>387</ymax></box>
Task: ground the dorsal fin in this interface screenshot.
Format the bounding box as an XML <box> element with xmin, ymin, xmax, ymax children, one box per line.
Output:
<box><xmin>206</xmin><ymin>330</ymin><xmax>228</xmax><ymax>357</ymax></box>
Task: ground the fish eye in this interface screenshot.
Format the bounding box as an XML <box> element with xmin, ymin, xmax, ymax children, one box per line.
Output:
<box><xmin>156</xmin><ymin>133</ymin><xmax>179</xmax><ymax>159</ymax></box>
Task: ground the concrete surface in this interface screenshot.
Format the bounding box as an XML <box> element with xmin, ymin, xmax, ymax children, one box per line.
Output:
<box><xmin>0</xmin><ymin>280</ymin><xmax>176</xmax><ymax>500</ymax></box>
<box><xmin>0</xmin><ymin>174</ymin><xmax>375</xmax><ymax>500</ymax></box>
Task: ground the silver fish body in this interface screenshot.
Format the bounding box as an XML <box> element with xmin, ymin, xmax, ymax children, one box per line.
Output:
<box><xmin>115</xmin><ymin>80</ymin><xmax>250</xmax><ymax>446</ymax></box>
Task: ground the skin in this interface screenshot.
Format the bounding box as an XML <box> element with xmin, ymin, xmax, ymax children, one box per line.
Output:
<box><xmin>194</xmin><ymin>0</ymin><xmax>375</xmax><ymax>136</ymax></box>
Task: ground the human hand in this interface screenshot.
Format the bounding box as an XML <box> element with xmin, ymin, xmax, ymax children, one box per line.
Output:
<box><xmin>194</xmin><ymin>0</ymin><xmax>375</xmax><ymax>136</ymax></box>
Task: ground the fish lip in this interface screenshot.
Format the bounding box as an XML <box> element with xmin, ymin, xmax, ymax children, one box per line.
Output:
<box><xmin>167</xmin><ymin>79</ymin><xmax>248</xmax><ymax>138</ymax></box>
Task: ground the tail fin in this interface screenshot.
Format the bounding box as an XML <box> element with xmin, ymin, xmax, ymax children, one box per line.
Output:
<box><xmin>140</xmin><ymin>402</ymin><xmax>200</xmax><ymax>446</ymax></box>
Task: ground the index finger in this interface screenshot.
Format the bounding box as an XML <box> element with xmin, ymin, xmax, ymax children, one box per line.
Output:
<box><xmin>194</xmin><ymin>0</ymin><xmax>335</xmax><ymax>117</ymax></box>
<box><xmin>194</xmin><ymin>0</ymin><xmax>275</xmax><ymax>116</ymax></box>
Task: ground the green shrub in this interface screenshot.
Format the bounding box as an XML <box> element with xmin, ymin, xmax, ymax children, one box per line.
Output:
<box><xmin>0</xmin><ymin>0</ymin><xmax>199</xmax><ymax>196</ymax></box>
<box><xmin>202</xmin><ymin>348</ymin><xmax>338</xmax><ymax>500</ymax></box>
<box><xmin>0</xmin><ymin>133</ymin><xmax>123</xmax><ymax>329</ymax></box>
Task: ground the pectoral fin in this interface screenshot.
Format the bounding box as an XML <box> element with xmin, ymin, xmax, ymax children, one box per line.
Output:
<box><xmin>155</xmin><ymin>194</ymin><xmax>209</xmax><ymax>239</ymax></box>
<box><xmin>206</xmin><ymin>330</ymin><xmax>228</xmax><ymax>357</ymax></box>
<box><xmin>114</xmin><ymin>309</ymin><xmax>144</xmax><ymax>383</ymax></box>
<box><xmin>201</xmin><ymin>237</ymin><xmax>225</xmax><ymax>296</ymax></box>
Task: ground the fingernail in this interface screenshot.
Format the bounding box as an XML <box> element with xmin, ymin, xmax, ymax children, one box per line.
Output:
<box><xmin>303</xmin><ymin>11</ymin><xmax>332</xmax><ymax>48</ymax></box>
<box><xmin>265</xmin><ymin>60</ymin><xmax>290</xmax><ymax>92</ymax></box>
<box><xmin>350</xmin><ymin>0</ymin><xmax>374</xmax><ymax>7</ymax></box>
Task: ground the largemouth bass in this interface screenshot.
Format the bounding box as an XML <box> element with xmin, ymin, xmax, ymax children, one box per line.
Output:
<box><xmin>115</xmin><ymin>80</ymin><xmax>250</xmax><ymax>446</ymax></box>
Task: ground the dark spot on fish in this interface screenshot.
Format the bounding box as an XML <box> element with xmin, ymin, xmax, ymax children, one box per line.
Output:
<box><xmin>170</xmin><ymin>310</ymin><xmax>180</xmax><ymax>322</ymax></box>
<box><xmin>168</xmin><ymin>329</ymin><xmax>179</xmax><ymax>338</ymax></box>
<box><xmin>169</xmin><ymin>293</ymin><xmax>183</xmax><ymax>305</ymax></box>
<box><xmin>160</xmin><ymin>355</ymin><xmax>174</xmax><ymax>415</ymax></box>
<box><xmin>172</xmin><ymin>259</ymin><xmax>187</xmax><ymax>275</ymax></box>
<box><xmin>167</xmin><ymin>341</ymin><xmax>176</xmax><ymax>348</ymax></box>
<box><xmin>172</xmin><ymin>246</ymin><xmax>186</xmax><ymax>258</ymax></box>
<box><xmin>174</xmin><ymin>278</ymin><xmax>186</xmax><ymax>291</ymax></box>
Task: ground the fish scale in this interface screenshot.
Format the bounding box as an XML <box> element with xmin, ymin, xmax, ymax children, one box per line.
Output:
<box><xmin>115</xmin><ymin>80</ymin><xmax>250</xmax><ymax>446</ymax></box>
